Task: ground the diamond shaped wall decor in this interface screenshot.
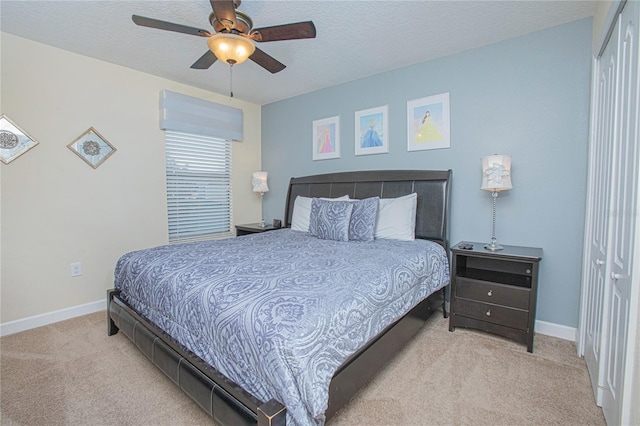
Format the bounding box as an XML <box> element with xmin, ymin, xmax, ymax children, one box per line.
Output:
<box><xmin>67</xmin><ymin>127</ymin><xmax>116</xmax><ymax>169</ymax></box>
<box><xmin>0</xmin><ymin>114</ymin><xmax>39</xmax><ymax>164</ymax></box>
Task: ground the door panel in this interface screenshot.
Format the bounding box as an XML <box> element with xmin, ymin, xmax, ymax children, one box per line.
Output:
<box><xmin>583</xmin><ymin>16</ymin><xmax>618</xmax><ymax>403</ymax></box>
<box><xmin>602</xmin><ymin>2</ymin><xmax>639</xmax><ymax>424</ymax></box>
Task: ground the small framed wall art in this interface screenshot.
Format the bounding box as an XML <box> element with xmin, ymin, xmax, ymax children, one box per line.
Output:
<box><xmin>407</xmin><ymin>92</ymin><xmax>450</xmax><ymax>151</ymax></box>
<box><xmin>355</xmin><ymin>105</ymin><xmax>388</xmax><ymax>156</ymax></box>
<box><xmin>0</xmin><ymin>114</ymin><xmax>39</xmax><ymax>164</ymax></box>
<box><xmin>312</xmin><ymin>115</ymin><xmax>340</xmax><ymax>161</ymax></box>
<box><xmin>67</xmin><ymin>127</ymin><xmax>116</xmax><ymax>169</ymax></box>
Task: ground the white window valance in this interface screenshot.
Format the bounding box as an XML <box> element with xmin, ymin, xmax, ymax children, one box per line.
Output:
<box><xmin>160</xmin><ymin>90</ymin><xmax>243</xmax><ymax>141</ymax></box>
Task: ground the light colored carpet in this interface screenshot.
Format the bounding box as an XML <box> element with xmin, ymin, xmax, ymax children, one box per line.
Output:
<box><xmin>0</xmin><ymin>310</ymin><xmax>604</xmax><ymax>425</ymax></box>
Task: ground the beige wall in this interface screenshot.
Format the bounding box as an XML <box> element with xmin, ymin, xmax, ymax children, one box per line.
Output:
<box><xmin>0</xmin><ymin>33</ymin><xmax>262</xmax><ymax>323</ymax></box>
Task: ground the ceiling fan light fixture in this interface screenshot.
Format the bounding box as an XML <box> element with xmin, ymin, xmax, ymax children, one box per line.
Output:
<box><xmin>207</xmin><ymin>33</ymin><xmax>255</xmax><ymax>65</ymax></box>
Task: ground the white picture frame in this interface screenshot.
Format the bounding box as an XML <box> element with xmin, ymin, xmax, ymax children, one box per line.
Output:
<box><xmin>312</xmin><ymin>115</ymin><xmax>340</xmax><ymax>161</ymax></box>
<box><xmin>355</xmin><ymin>105</ymin><xmax>389</xmax><ymax>156</ymax></box>
<box><xmin>407</xmin><ymin>92</ymin><xmax>450</xmax><ymax>151</ymax></box>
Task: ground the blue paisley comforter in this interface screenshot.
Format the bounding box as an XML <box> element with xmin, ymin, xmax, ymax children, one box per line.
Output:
<box><xmin>114</xmin><ymin>229</ymin><xmax>449</xmax><ymax>425</ymax></box>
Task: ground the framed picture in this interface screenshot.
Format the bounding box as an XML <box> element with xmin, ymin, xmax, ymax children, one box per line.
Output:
<box><xmin>355</xmin><ymin>105</ymin><xmax>388</xmax><ymax>156</ymax></box>
<box><xmin>67</xmin><ymin>127</ymin><xmax>116</xmax><ymax>169</ymax></box>
<box><xmin>0</xmin><ymin>114</ymin><xmax>39</xmax><ymax>164</ymax></box>
<box><xmin>407</xmin><ymin>92</ymin><xmax>450</xmax><ymax>151</ymax></box>
<box><xmin>312</xmin><ymin>116</ymin><xmax>340</xmax><ymax>161</ymax></box>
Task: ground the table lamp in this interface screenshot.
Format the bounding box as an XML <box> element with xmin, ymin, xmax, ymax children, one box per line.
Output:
<box><xmin>481</xmin><ymin>155</ymin><xmax>512</xmax><ymax>251</ymax></box>
<box><xmin>252</xmin><ymin>171</ymin><xmax>269</xmax><ymax>227</ymax></box>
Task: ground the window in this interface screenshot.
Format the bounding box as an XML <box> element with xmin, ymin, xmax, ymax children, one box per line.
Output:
<box><xmin>159</xmin><ymin>90</ymin><xmax>242</xmax><ymax>242</ymax></box>
<box><xmin>165</xmin><ymin>131</ymin><xmax>232</xmax><ymax>242</ymax></box>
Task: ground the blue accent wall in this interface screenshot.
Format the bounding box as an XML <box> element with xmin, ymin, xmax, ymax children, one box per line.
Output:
<box><xmin>261</xmin><ymin>18</ymin><xmax>592</xmax><ymax>328</ymax></box>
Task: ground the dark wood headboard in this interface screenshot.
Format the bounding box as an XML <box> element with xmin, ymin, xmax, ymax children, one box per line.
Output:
<box><xmin>284</xmin><ymin>170</ymin><xmax>452</xmax><ymax>249</ymax></box>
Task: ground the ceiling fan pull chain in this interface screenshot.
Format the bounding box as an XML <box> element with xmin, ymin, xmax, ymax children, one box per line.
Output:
<box><xmin>229</xmin><ymin>64</ymin><xmax>234</xmax><ymax>98</ymax></box>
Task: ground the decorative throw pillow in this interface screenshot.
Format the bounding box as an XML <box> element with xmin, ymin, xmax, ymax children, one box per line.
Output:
<box><xmin>309</xmin><ymin>199</ymin><xmax>354</xmax><ymax>242</ymax></box>
<box><xmin>348</xmin><ymin>197</ymin><xmax>379</xmax><ymax>242</ymax></box>
<box><xmin>291</xmin><ymin>195</ymin><xmax>349</xmax><ymax>232</ymax></box>
<box><xmin>374</xmin><ymin>193</ymin><xmax>418</xmax><ymax>241</ymax></box>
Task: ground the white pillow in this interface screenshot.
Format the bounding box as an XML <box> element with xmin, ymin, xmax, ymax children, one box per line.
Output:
<box><xmin>374</xmin><ymin>193</ymin><xmax>417</xmax><ymax>241</ymax></box>
<box><xmin>291</xmin><ymin>195</ymin><xmax>349</xmax><ymax>232</ymax></box>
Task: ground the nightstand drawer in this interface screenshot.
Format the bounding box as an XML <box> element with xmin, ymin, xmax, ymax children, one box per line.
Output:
<box><xmin>454</xmin><ymin>298</ymin><xmax>529</xmax><ymax>330</ymax></box>
<box><xmin>456</xmin><ymin>278</ymin><xmax>529</xmax><ymax>310</ymax></box>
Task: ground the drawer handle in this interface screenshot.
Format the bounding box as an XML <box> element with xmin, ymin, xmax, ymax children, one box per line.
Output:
<box><xmin>487</xmin><ymin>290</ymin><xmax>493</xmax><ymax>297</ymax></box>
<box><xmin>486</xmin><ymin>310</ymin><xmax>491</xmax><ymax>317</ymax></box>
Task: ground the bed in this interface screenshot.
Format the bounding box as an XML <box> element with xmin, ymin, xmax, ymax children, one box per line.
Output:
<box><xmin>107</xmin><ymin>169</ymin><xmax>451</xmax><ymax>426</ymax></box>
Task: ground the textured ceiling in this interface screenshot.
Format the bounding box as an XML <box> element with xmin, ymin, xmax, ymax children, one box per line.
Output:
<box><xmin>1</xmin><ymin>1</ymin><xmax>596</xmax><ymax>105</ymax></box>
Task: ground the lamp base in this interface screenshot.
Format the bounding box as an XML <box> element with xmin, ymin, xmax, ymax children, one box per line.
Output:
<box><xmin>485</xmin><ymin>191</ymin><xmax>504</xmax><ymax>251</ymax></box>
<box><xmin>259</xmin><ymin>191</ymin><xmax>266</xmax><ymax>228</ymax></box>
<box><xmin>484</xmin><ymin>242</ymin><xmax>504</xmax><ymax>251</ymax></box>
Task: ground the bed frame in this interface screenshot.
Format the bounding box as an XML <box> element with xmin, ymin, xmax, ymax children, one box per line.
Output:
<box><xmin>107</xmin><ymin>169</ymin><xmax>451</xmax><ymax>426</ymax></box>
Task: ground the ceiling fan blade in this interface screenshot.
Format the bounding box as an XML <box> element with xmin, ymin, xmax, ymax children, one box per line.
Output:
<box><xmin>191</xmin><ymin>50</ymin><xmax>218</xmax><ymax>69</ymax></box>
<box><xmin>250</xmin><ymin>48</ymin><xmax>286</xmax><ymax>73</ymax></box>
<box><xmin>210</xmin><ymin>0</ymin><xmax>237</xmax><ymax>30</ymax></box>
<box><xmin>251</xmin><ymin>21</ymin><xmax>316</xmax><ymax>42</ymax></box>
<box><xmin>132</xmin><ymin>15</ymin><xmax>211</xmax><ymax>37</ymax></box>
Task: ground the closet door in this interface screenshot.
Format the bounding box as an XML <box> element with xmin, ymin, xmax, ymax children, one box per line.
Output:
<box><xmin>601</xmin><ymin>1</ymin><xmax>639</xmax><ymax>424</ymax></box>
<box><xmin>582</xmin><ymin>14</ymin><xmax>618</xmax><ymax>404</ymax></box>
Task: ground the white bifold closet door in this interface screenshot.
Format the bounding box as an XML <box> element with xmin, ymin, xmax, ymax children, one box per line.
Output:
<box><xmin>579</xmin><ymin>1</ymin><xmax>639</xmax><ymax>425</ymax></box>
<box><xmin>582</xmin><ymin>8</ymin><xmax>617</xmax><ymax>404</ymax></box>
<box><xmin>601</xmin><ymin>1</ymin><xmax>639</xmax><ymax>424</ymax></box>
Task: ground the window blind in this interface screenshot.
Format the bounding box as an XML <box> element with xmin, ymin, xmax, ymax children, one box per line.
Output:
<box><xmin>166</xmin><ymin>131</ymin><xmax>232</xmax><ymax>242</ymax></box>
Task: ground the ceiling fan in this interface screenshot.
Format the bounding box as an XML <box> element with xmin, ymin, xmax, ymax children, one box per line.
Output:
<box><xmin>132</xmin><ymin>0</ymin><xmax>316</xmax><ymax>74</ymax></box>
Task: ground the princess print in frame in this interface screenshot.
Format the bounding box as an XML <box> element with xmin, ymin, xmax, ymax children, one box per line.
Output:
<box><xmin>312</xmin><ymin>115</ymin><xmax>340</xmax><ymax>160</ymax></box>
<box><xmin>407</xmin><ymin>92</ymin><xmax>450</xmax><ymax>151</ymax></box>
<box><xmin>355</xmin><ymin>105</ymin><xmax>388</xmax><ymax>156</ymax></box>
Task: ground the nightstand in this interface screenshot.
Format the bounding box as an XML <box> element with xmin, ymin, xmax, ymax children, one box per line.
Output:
<box><xmin>235</xmin><ymin>223</ymin><xmax>278</xmax><ymax>236</ymax></box>
<box><xmin>448</xmin><ymin>242</ymin><xmax>543</xmax><ymax>352</ymax></box>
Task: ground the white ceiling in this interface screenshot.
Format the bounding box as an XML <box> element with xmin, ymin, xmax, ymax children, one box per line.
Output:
<box><xmin>1</xmin><ymin>0</ymin><xmax>596</xmax><ymax>105</ymax></box>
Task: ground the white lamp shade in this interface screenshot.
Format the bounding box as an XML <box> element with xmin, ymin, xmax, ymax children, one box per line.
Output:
<box><xmin>252</xmin><ymin>171</ymin><xmax>269</xmax><ymax>193</ymax></box>
<box><xmin>481</xmin><ymin>154</ymin><xmax>513</xmax><ymax>191</ymax></box>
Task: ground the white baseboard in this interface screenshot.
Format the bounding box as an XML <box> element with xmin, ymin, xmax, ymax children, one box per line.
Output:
<box><xmin>535</xmin><ymin>319</ymin><xmax>577</xmax><ymax>342</ymax></box>
<box><xmin>0</xmin><ymin>299</ymin><xmax>106</xmax><ymax>337</ymax></box>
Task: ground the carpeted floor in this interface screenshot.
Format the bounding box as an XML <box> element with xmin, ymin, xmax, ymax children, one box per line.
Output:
<box><xmin>0</xmin><ymin>310</ymin><xmax>604</xmax><ymax>425</ymax></box>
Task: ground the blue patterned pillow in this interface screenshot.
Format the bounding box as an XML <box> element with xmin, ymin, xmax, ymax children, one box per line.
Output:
<box><xmin>309</xmin><ymin>199</ymin><xmax>354</xmax><ymax>242</ymax></box>
<box><xmin>348</xmin><ymin>197</ymin><xmax>379</xmax><ymax>241</ymax></box>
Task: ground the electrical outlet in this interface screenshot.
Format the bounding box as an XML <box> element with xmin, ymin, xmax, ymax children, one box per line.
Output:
<box><xmin>70</xmin><ymin>262</ymin><xmax>82</xmax><ymax>277</ymax></box>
